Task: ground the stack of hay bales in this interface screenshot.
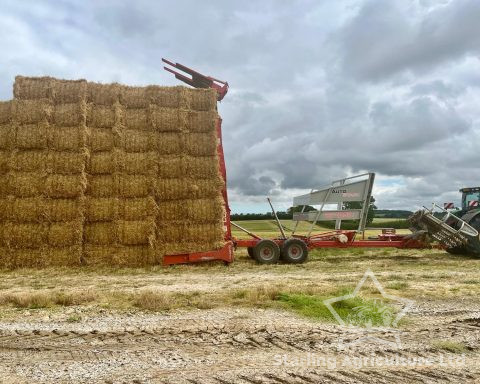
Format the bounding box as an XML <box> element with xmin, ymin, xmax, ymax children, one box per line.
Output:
<box><xmin>0</xmin><ymin>76</ymin><xmax>226</xmax><ymax>267</ymax></box>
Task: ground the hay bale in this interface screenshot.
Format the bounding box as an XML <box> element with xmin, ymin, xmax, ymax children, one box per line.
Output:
<box><xmin>122</xmin><ymin>108</ymin><xmax>150</xmax><ymax>130</ymax></box>
<box><xmin>120</xmin><ymin>86</ymin><xmax>149</xmax><ymax>109</ymax></box>
<box><xmin>13</xmin><ymin>100</ymin><xmax>52</xmax><ymax>124</ymax></box>
<box><xmin>186</xmin><ymin>156</ymin><xmax>219</xmax><ymax>179</ymax></box>
<box><xmin>154</xmin><ymin>178</ymin><xmax>221</xmax><ymax>201</ymax></box>
<box><xmin>85</xmin><ymin>197</ymin><xmax>117</xmax><ymax>222</ymax></box>
<box><xmin>184</xmin><ymin>88</ymin><xmax>217</xmax><ymax>112</ymax></box>
<box><xmin>150</xmin><ymin>107</ymin><xmax>182</xmax><ymax>132</ymax></box>
<box><xmin>0</xmin><ymin>222</ymin><xmax>47</xmax><ymax>248</ymax></box>
<box><xmin>118</xmin><ymin>129</ymin><xmax>152</xmax><ymax>152</ymax></box>
<box><xmin>0</xmin><ymin>101</ymin><xmax>13</xmax><ymax>124</ymax></box>
<box><xmin>87</xmin><ymin>105</ymin><xmax>116</xmax><ymax>128</ymax></box>
<box><xmin>147</xmin><ymin>86</ymin><xmax>181</xmax><ymax>109</ymax></box>
<box><xmin>119</xmin><ymin>197</ymin><xmax>157</xmax><ymax>220</ymax></box>
<box><xmin>118</xmin><ymin>151</ymin><xmax>157</xmax><ymax>175</ymax></box>
<box><xmin>44</xmin><ymin>174</ymin><xmax>86</xmax><ymax>198</ymax></box>
<box><xmin>83</xmin><ymin>244</ymin><xmax>154</xmax><ymax>266</ymax></box>
<box><xmin>184</xmin><ymin>110</ymin><xmax>217</xmax><ymax>133</ymax></box>
<box><xmin>157</xmin><ymin>222</ymin><xmax>224</xmax><ymax>244</ymax></box>
<box><xmin>47</xmin><ymin>221</ymin><xmax>82</xmax><ymax>247</ymax></box>
<box><xmin>88</xmin><ymin>151</ymin><xmax>115</xmax><ymax>174</ymax></box>
<box><xmin>157</xmin><ymin>156</ymin><xmax>185</xmax><ymax>178</ymax></box>
<box><xmin>15</xmin><ymin>123</ymin><xmax>49</xmax><ymax>149</ymax></box>
<box><xmin>52</xmin><ymin>79</ymin><xmax>87</xmax><ymax>104</ymax></box>
<box><xmin>184</xmin><ymin>132</ymin><xmax>217</xmax><ymax>156</ymax></box>
<box><xmin>44</xmin><ymin>198</ymin><xmax>84</xmax><ymax>222</ymax></box>
<box><xmin>46</xmin><ymin>151</ymin><xmax>87</xmax><ymax>174</ymax></box>
<box><xmin>0</xmin><ymin>246</ymin><xmax>82</xmax><ymax>268</ymax></box>
<box><xmin>117</xmin><ymin>219</ymin><xmax>156</xmax><ymax>246</ymax></box>
<box><xmin>0</xmin><ymin>124</ymin><xmax>14</xmax><ymax>149</ymax></box>
<box><xmin>88</xmin><ymin>127</ymin><xmax>114</xmax><ymax>152</ymax></box>
<box><xmin>87</xmin><ymin>175</ymin><xmax>114</xmax><ymax>197</ymax></box>
<box><xmin>9</xmin><ymin>150</ymin><xmax>46</xmax><ymax>172</ymax></box>
<box><xmin>7</xmin><ymin>172</ymin><xmax>44</xmax><ymax>197</ymax></box>
<box><xmin>153</xmin><ymin>132</ymin><xmax>183</xmax><ymax>155</ymax></box>
<box><xmin>53</xmin><ymin>103</ymin><xmax>86</xmax><ymax>126</ymax></box>
<box><xmin>13</xmin><ymin>76</ymin><xmax>53</xmax><ymax>100</ymax></box>
<box><xmin>5</xmin><ymin>197</ymin><xmax>43</xmax><ymax>222</ymax></box>
<box><xmin>186</xmin><ymin>198</ymin><xmax>224</xmax><ymax>222</ymax></box>
<box><xmin>0</xmin><ymin>150</ymin><xmax>9</xmax><ymax>173</ymax></box>
<box><xmin>116</xmin><ymin>174</ymin><xmax>152</xmax><ymax>197</ymax></box>
<box><xmin>87</xmin><ymin>82</ymin><xmax>119</xmax><ymax>105</ymax></box>
<box><xmin>84</xmin><ymin>222</ymin><xmax>116</xmax><ymax>245</ymax></box>
<box><xmin>48</xmin><ymin>125</ymin><xmax>87</xmax><ymax>151</ymax></box>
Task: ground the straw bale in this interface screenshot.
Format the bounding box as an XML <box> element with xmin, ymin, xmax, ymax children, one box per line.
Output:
<box><xmin>0</xmin><ymin>222</ymin><xmax>47</xmax><ymax>248</ymax></box>
<box><xmin>158</xmin><ymin>222</ymin><xmax>224</xmax><ymax>243</ymax></box>
<box><xmin>153</xmin><ymin>132</ymin><xmax>183</xmax><ymax>155</ymax></box>
<box><xmin>9</xmin><ymin>150</ymin><xmax>45</xmax><ymax>172</ymax></box>
<box><xmin>118</xmin><ymin>151</ymin><xmax>157</xmax><ymax>175</ymax></box>
<box><xmin>150</xmin><ymin>107</ymin><xmax>182</xmax><ymax>132</ymax></box>
<box><xmin>13</xmin><ymin>76</ymin><xmax>53</xmax><ymax>100</ymax></box>
<box><xmin>0</xmin><ymin>198</ymin><xmax>9</xmax><ymax>221</ymax></box>
<box><xmin>185</xmin><ymin>110</ymin><xmax>217</xmax><ymax>133</ymax></box>
<box><xmin>84</xmin><ymin>222</ymin><xmax>116</xmax><ymax>245</ymax></box>
<box><xmin>44</xmin><ymin>198</ymin><xmax>84</xmax><ymax>222</ymax></box>
<box><xmin>117</xmin><ymin>219</ymin><xmax>156</xmax><ymax>246</ymax></box>
<box><xmin>157</xmin><ymin>156</ymin><xmax>185</xmax><ymax>178</ymax></box>
<box><xmin>46</xmin><ymin>151</ymin><xmax>86</xmax><ymax>174</ymax></box>
<box><xmin>87</xmin><ymin>105</ymin><xmax>116</xmax><ymax>128</ymax></box>
<box><xmin>13</xmin><ymin>100</ymin><xmax>52</xmax><ymax>124</ymax></box>
<box><xmin>0</xmin><ymin>101</ymin><xmax>13</xmax><ymax>124</ymax></box>
<box><xmin>47</xmin><ymin>220</ymin><xmax>82</xmax><ymax>247</ymax></box>
<box><xmin>147</xmin><ymin>86</ymin><xmax>181</xmax><ymax>109</ymax></box>
<box><xmin>123</xmin><ymin>108</ymin><xmax>150</xmax><ymax>130</ymax></box>
<box><xmin>15</xmin><ymin>123</ymin><xmax>49</xmax><ymax>150</ymax></box>
<box><xmin>0</xmin><ymin>150</ymin><xmax>9</xmax><ymax>173</ymax></box>
<box><xmin>88</xmin><ymin>151</ymin><xmax>115</xmax><ymax>174</ymax></box>
<box><xmin>185</xmin><ymin>156</ymin><xmax>219</xmax><ymax>179</ymax></box>
<box><xmin>52</xmin><ymin>79</ymin><xmax>87</xmax><ymax>104</ymax></box>
<box><xmin>154</xmin><ymin>178</ymin><xmax>222</xmax><ymax>201</ymax></box>
<box><xmin>0</xmin><ymin>124</ymin><xmax>14</xmax><ymax>149</ymax></box>
<box><xmin>44</xmin><ymin>174</ymin><xmax>86</xmax><ymax>198</ymax></box>
<box><xmin>183</xmin><ymin>88</ymin><xmax>217</xmax><ymax>112</ymax></box>
<box><xmin>120</xmin><ymin>86</ymin><xmax>149</xmax><ymax>108</ymax></box>
<box><xmin>0</xmin><ymin>246</ymin><xmax>82</xmax><ymax>268</ymax></box>
<box><xmin>186</xmin><ymin>198</ymin><xmax>224</xmax><ymax>222</ymax></box>
<box><xmin>7</xmin><ymin>172</ymin><xmax>44</xmax><ymax>197</ymax></box>
<box><xmin>87</xmin><ymin>175</ymin><xmax>114</xmax><ymax>197</ymax></box>
<box><xmin>157</xmin><ymin>201</ymin><xmax>186</xmax><ymax>222</ymax></box>
<box><xmin>119</xmin><ymin>197</ymin><xmax>157</xmax><ymax>220</ymax></box>
<box><xmin>48</xmin><ymin>125</ymin><xmax>87</xmax><ymax>151</ymax></box>
<box><xmin>85</xmin><ymin>197</ymin><xmax>117</xmax><ymax>222</ymax></box>
<box><xmin>53</xmin><ymin>103</ymin><xmax>86</xmax><ymax>126</ymax></box>
<box><xmin>116</xmin><ymin>174</ymin><xmax>152</xmax><ymax>197</ymax></box>
<box><xmin>89</xmin><ymin>127</ymin><xmax>114</xmax><ymax>152</ymax></box>
<box><xmin>87</xmin><ymin>82</ymin><xmax>119</xmax><ymax>105</ymax></box>
<box><xmin>83</xmin><ymin>244</ymin><xmax>154</xmax><ymax>266</ymax></box>
<box><xmin>118</xmin><ymin>129</ymin><xmax>151</xmax><ymax>152</ymax></box>
<box><xmin>3</xmin><ymin>197</ymin><xmax>43</xmax><ymax>222</ymax></box>
<box><xmin>184</xmin><ymin>132</ymin><xmax>217</xmax><ymax>156</ymax></box>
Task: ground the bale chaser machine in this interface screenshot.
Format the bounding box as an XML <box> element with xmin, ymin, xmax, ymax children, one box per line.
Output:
<box><xmin>161</xmin><ymin>59</ymin><xmax>480</xmax><ymax>265</ymax></box>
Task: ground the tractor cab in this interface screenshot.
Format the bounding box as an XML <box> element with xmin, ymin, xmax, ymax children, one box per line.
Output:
<box><xmin>460</xmin><ymin>187</ymin><xmax>480</xmax><ymax>211</ymax></box>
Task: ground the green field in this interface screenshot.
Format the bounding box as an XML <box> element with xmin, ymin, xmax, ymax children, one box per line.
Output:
<box><xmin>231</xmin><ymin>219</ymin><xmax>410</xmax><ymax>239</ymax></box>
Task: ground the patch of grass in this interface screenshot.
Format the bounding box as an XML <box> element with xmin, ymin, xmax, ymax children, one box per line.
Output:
<box><xmin>386</xmin><ymin>281</ymin><xmax>409</xmax><ymax>290</ymax></box>
<box><xmin>432</xmin><ymin>340</ymin><xmax>467</xmax><ymax>353</ymax></box>
<box><xmin>66</xmin><ymin>314</ymin><xmax>82</xmax><ymax>323</ymax></box>
<box><xmin>275</xmin><ymin>290</ymin><xmax>398</xmax><ymax>327</ymax></box>
<box><xmin>132</xmin><ymin>290</ymin><xmax>179</xmax><ymax>311</ymax></box>
<box><xmin>463</xmin><ymin>280</ymin><xmax>478</xmax><ymax>285</ymax></box>
<box><xmin>0</xmin><ymin>290</ymin><xmax>97</xmax><ymax>309</ymax></box>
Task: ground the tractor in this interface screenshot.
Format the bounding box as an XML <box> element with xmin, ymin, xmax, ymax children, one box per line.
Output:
<box><xmin>409</xmin><ymin>187</ymin><xmax>480</xmax><ymax>256</ymax></box>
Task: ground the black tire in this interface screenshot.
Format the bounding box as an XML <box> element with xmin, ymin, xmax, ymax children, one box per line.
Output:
<box><xmin>446</xmin><ymin>246</ymin><xmax>467</xmax><ymax>255</ymax></box>
<box><xmin>247</xmin><ymin>247</ymin><xmax>254</xmax><ymax>259</ymax></box>
<box><xmin>281</xmin><ymin>238</ymin><xmax>308</xmax><ymax>264</ymax></box>
<box><xmin>253</xmin><ymin>240</ymin><xmax>280</xmax><ymax>264</ymax></box>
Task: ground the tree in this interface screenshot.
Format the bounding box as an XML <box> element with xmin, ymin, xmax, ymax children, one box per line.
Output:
<box><xmin>287</xmin><ymin>205</ymin><xmax>316</xmax><ymax>215</ymax></box>
<box><xmin>343</xmin><ymin>196</ymin><xmax>377</xmax><ymax>225</ymax></box>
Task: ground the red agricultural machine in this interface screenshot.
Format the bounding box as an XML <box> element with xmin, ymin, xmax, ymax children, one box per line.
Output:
<box><xmin>161</xmin><ymin>59</ymin><xmax>480</xmax><ymax>265</ymax></box>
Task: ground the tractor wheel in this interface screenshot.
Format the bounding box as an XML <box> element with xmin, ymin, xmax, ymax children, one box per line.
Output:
<box><xmin>463</xmin><ymin>213</ymin><xmax>480</xmax><ymax>257</ymax></box>
<box><xmin>253</xmin><ymin>240</ymin><xmax>280</xmax><ymax>264</ymax></box>
<box><xmin>281</xmin><ymin>238</ymin><xmax>308</xmax><ymax>264</ymax></box>
<box><xmin>446</xmin><ymin>246</ymin><xmax>467</xmax><ymax>255</ymax></box>
<box><xmin>247</xmin><ymin>247</ymin><xmax>254</xmax><ymax>258</ymax></box>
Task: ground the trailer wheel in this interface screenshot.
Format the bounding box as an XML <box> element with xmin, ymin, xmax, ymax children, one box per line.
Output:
<box><xmin>247</xmin><ymin>247</ymin><xmax>254</xmax><ymax>258</ymax></box>
<box><xmin>253</xmin><ymin>240</ymin><xmax>280</xmax><ymax>264</ymax></box>
<box><xmin>281</xmin><ymin>238</ymin><xmax>308</xmax><ymax>264</ymax></box>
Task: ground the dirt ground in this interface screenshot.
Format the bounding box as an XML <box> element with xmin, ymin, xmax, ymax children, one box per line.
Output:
<box><xmin>0</xmin><ymin>247</ymin><xmax>479</xmax><ymax>383</ymax></box>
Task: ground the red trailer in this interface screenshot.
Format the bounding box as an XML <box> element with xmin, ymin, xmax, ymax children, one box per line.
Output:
<box><xmin>161</xmin><ymin>60</ymin><xmax>430</xmax><ymax>266</ymax></box>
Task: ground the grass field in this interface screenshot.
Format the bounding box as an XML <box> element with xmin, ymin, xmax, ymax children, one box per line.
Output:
<box><xmin>231</xmin><ymin>218</ymin><xmax>410</xmax><ymax>239</ymax></box>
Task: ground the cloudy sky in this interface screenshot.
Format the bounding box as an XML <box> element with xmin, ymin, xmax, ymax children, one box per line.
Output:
<box><xmin>1</xmin><ymin>0</ymin><xmax>479</xmax><ymax>213</ymax></box>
